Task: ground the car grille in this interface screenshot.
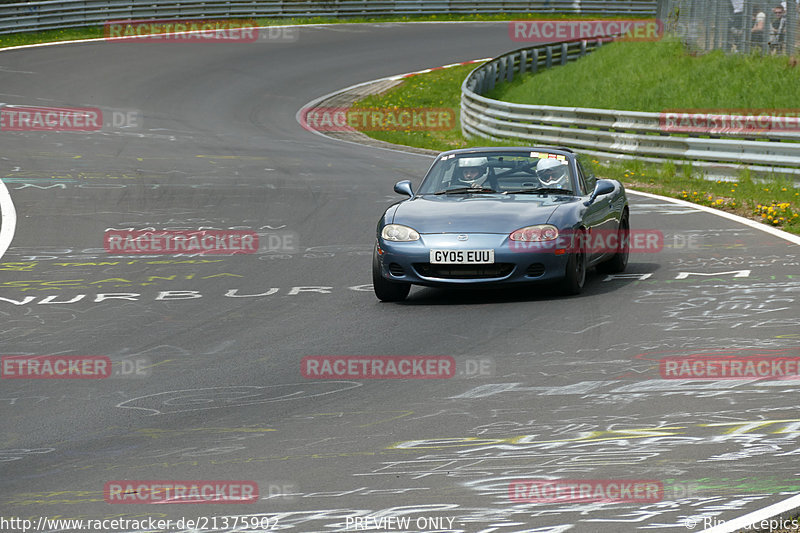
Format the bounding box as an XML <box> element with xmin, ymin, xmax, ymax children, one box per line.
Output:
<box><xmin>526</xmin><ymin>263</ymin><xmax>545</xmax><ymax>277</ymax></box>
<box><xmin>413</xmin><ymin>263</ymin><xmax>514</xmax><ymax>279</ymax></box>
<box><xmin>388</xmin><ymin>263</ymin><xmax>405</xmax><ymax>277</ymax></box>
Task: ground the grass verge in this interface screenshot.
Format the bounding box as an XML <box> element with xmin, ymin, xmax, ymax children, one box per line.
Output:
<box><xmin>487</xmin><ymin>38</ymin><xmax>800</xmax><ymax>111</ymax></box>
<box><xmin>350</xmin><ymin>50</ymin><xmax>800</xmax><ymax>235</ymax></box>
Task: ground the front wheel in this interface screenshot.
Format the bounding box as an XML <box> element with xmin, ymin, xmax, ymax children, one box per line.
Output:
<box><xmin>560</xmin><ymin>232</ymin><xmax>586</xmax><ymax>295</ymax></box>
<box><xmin>372</xmin><ymin>248</ymin><xmax>410</xmax><ymax>302</ymax></box>
<box><xmin>596</xmin><ymin>215</ymin><xmax>629</xmax><ymax>274</ymax></box>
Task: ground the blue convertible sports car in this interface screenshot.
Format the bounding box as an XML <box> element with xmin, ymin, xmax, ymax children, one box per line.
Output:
<box><xmin>373</xmin><ymin>147</ymin><xmax>629</xmax><ymax>301</ymax></box>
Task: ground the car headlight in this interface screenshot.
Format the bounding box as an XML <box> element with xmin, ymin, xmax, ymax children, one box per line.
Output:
<box><xmin>509</xmin><ymin>224</ymin><xmax>559</xmax><ymax>242</ymax></box>
<box><xmin>382</xmin><ymin>224</ymin><xmax>420</xmax><ymax>241</ymax></box>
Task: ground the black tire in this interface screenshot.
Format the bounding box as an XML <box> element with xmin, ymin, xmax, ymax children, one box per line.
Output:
<box><xmin>560</xmin><ymin>231</ymin><xmax>587</xmax><ymax>295</ymax></box>
<box><xmin>596</xmin><ymin>215</ymin><xmax>630</xmax><ymax>274</ymax></box>
<box><xmin>372</xmin><ymin>248</ymin><xmax>410</xmax><ymax>302</ymax></box>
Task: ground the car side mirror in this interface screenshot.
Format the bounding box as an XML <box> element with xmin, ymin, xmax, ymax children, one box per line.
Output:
<box><xmin>394</xmin><ymin>180</ymin><xmax>414</xmax><ymax>197</ymax></box>
<box><xmin>584</xmin><ymin>179</ymin><xmax>615</xmax><ymax>206</ymax></box>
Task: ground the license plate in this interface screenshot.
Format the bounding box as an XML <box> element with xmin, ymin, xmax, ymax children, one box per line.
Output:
<box><xmin>429</xmin><ymin>249</ymin><xmax>494</xmax><ymax>264</ymax></box>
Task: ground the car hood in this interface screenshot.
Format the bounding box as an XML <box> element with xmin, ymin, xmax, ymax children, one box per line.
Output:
<box><xmin>393</xmin><ymin>195</ymin><xmax>576</xmax><ymax>233</ymax></box>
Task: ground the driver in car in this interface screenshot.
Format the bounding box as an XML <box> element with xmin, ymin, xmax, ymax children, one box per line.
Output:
<box><xmin>536</xmin><ymin>158</ymin><xmax>570</xmax><ymax>189</ymax></box>
<box><xmin>455</xmin><ymin>157</ymin><xmax>489</xmax><ymax>187</ymax></box>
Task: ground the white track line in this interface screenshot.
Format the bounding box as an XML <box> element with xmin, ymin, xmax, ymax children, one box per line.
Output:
<box><xmin>698</xmin><ymin>493</ymin><xmax>800</xmax><ymax>532</ymax></box>
<box><xmin>0</xmin><ymin>167</ymin><xmax>17</xmax><ymax>261</ymax></box>
<box><xmin>627</xmin><ymin>189</ymin><xmax>800</xmax><ymax>246</ymax></box>
<box><xmin>0</xmin><ymin>102</ymin><xmax>17</xmax><ymax>259</ymax></box>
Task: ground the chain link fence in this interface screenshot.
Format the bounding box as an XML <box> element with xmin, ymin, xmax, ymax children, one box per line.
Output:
<box><xmin>660</xmin><ymin>0</ymin><xmax>798</xmax><ymax>54</ymax></box>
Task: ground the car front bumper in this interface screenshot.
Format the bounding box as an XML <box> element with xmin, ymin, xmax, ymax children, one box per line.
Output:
<box><xmin>376</xmin><ymin>233</ymin><xmax>570</xmax><ymax>287</ymax></box>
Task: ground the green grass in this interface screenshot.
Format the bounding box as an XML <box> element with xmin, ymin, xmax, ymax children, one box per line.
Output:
<box><xmin>0</xmin><ymin>13</ymin><xmax>645</xmax><ymax>49</ymax></box>
<box><xmin>353</xmin><ymin>62</ymin><xmax>553</xmax><ymax>152</ymax></box>
<box><xmin>487</xmin><ymin>38</ymin><xmax>800</xmax><ymax>111</ymax></box>
<box><xmin>596</xmin><ymin>159</ymin><xmax>800</xmax><ymax>233</ymax></box>
<box><xmin>352</xmin><ymin>63</ymin><xmax>483</xmax><ymax>151</ymax></box>
<box><xmin>349</xmin><ymin>50</ymin><xmax>800</xmax><ymax>235</ymax></box>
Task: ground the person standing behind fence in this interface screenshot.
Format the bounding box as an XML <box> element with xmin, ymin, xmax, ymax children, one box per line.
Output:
<box><xmin>751</xmin><ymin>2</ymin><xmax>768</xmax><ymax>49</ymax></box>
<box><xmin>770</xmin><ymin>2</ymin><xmax>787</xmax><ymax>52</ymax></box>
<box><xmin>729</xmin><ymin>0</ymin><xmax>745</xmax><ymax>51</ymax></box>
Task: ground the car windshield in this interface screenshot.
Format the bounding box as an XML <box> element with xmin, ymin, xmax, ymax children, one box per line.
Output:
<box><xmin>417</xmin><ymin>151</ymin><xmax>575</xmax><ymax>195</ymax></box>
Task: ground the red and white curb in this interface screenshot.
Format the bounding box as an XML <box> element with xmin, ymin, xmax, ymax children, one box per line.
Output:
<box><xmin>394</xmin><ymin>58</ymin><xmax>489</xmax><ymax>79</ymax></box>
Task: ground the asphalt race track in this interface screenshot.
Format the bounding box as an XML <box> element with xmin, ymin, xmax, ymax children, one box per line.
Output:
<box><xmin>1</xmin><ymin>22</ymin><xmax>800</xmax><ymax>533</ymax></box>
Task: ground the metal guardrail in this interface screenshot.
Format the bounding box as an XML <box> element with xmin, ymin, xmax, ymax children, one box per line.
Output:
<box><xmin>0</xmin><ymin>1</ymin><xmax>657</xmax><ymax>35</ymax></box>
<box><xmin>461</xmin><ymin>39</ymin><xmax>800</xmax><ymax>176</ymax></box>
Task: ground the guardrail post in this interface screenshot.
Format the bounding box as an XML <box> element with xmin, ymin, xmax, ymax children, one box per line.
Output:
<box><xmin>741</xmin><ymin>0</ymin><xmax>751</xmax><ymax>53</ymax></box>
<box><xmin>507</xmin><ymin>54</ymin><xmax>515</xmax><ymax>82</ymax></box>
<box><xmin>545</xmin><ymin>46</ymin><xmax>553</xmax><ymax>68</ymax></box>
<box><xmin>498</xmin><ymin>57</ymin><xmax>506</xmax><ymax>84</ymax></box>
<box><xmin>718</xmin><ymin>0</ymin><xmax>729</xmax><ymax>51</ymax></box>
<box><xmin>702</xmin><ymin>0</ymin><xmax>711</xmax><ymax>52</ymax></box>
<box><xmin>487</xmin><ymin>63</ymin><xmax>496</xmax><ymax>92</ymax></box>
<box><xmin>530</xmin><ymin>48</ymin><xmax>538</xmax><ymax>73</ymax></box>
<box><xmin>656</xmin><ymin>0</ymin><xmax>668</xmax><ymax>23</ymax></box>
<box><xmin>580</xmin><ymin>40</ymin><xmax>587</xmax><ymax>57</ymax></box>
<box><xmin>561</xmin><ymin>42</ymin><xmax>568</xmax><ymax>65</ymax></box>
<box><xmin>788</xmin><ymin>0</ymin><xmax>797</xmax><ymax>55</ymax></box>
<box><xmin>519</xmin><ymin>50</ymin><xmax>527</xmax><ymax>74</ymax></box>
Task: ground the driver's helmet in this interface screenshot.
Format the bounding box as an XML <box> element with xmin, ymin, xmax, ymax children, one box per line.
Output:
<box><xmin>536</xmin><ymin>158</ymin><xmax>569</xmax><ymax>187</ymax></box>
<box><xmin>456</xmin><ymin>157</ymin><xmax>488</xmax><ymax>185</ymax></box>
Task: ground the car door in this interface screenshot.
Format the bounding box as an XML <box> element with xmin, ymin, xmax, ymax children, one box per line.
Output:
<box><xmin>576</xmin><ymin>157</ymin><xmax>615</xmax><ymax>261</ymax></box>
